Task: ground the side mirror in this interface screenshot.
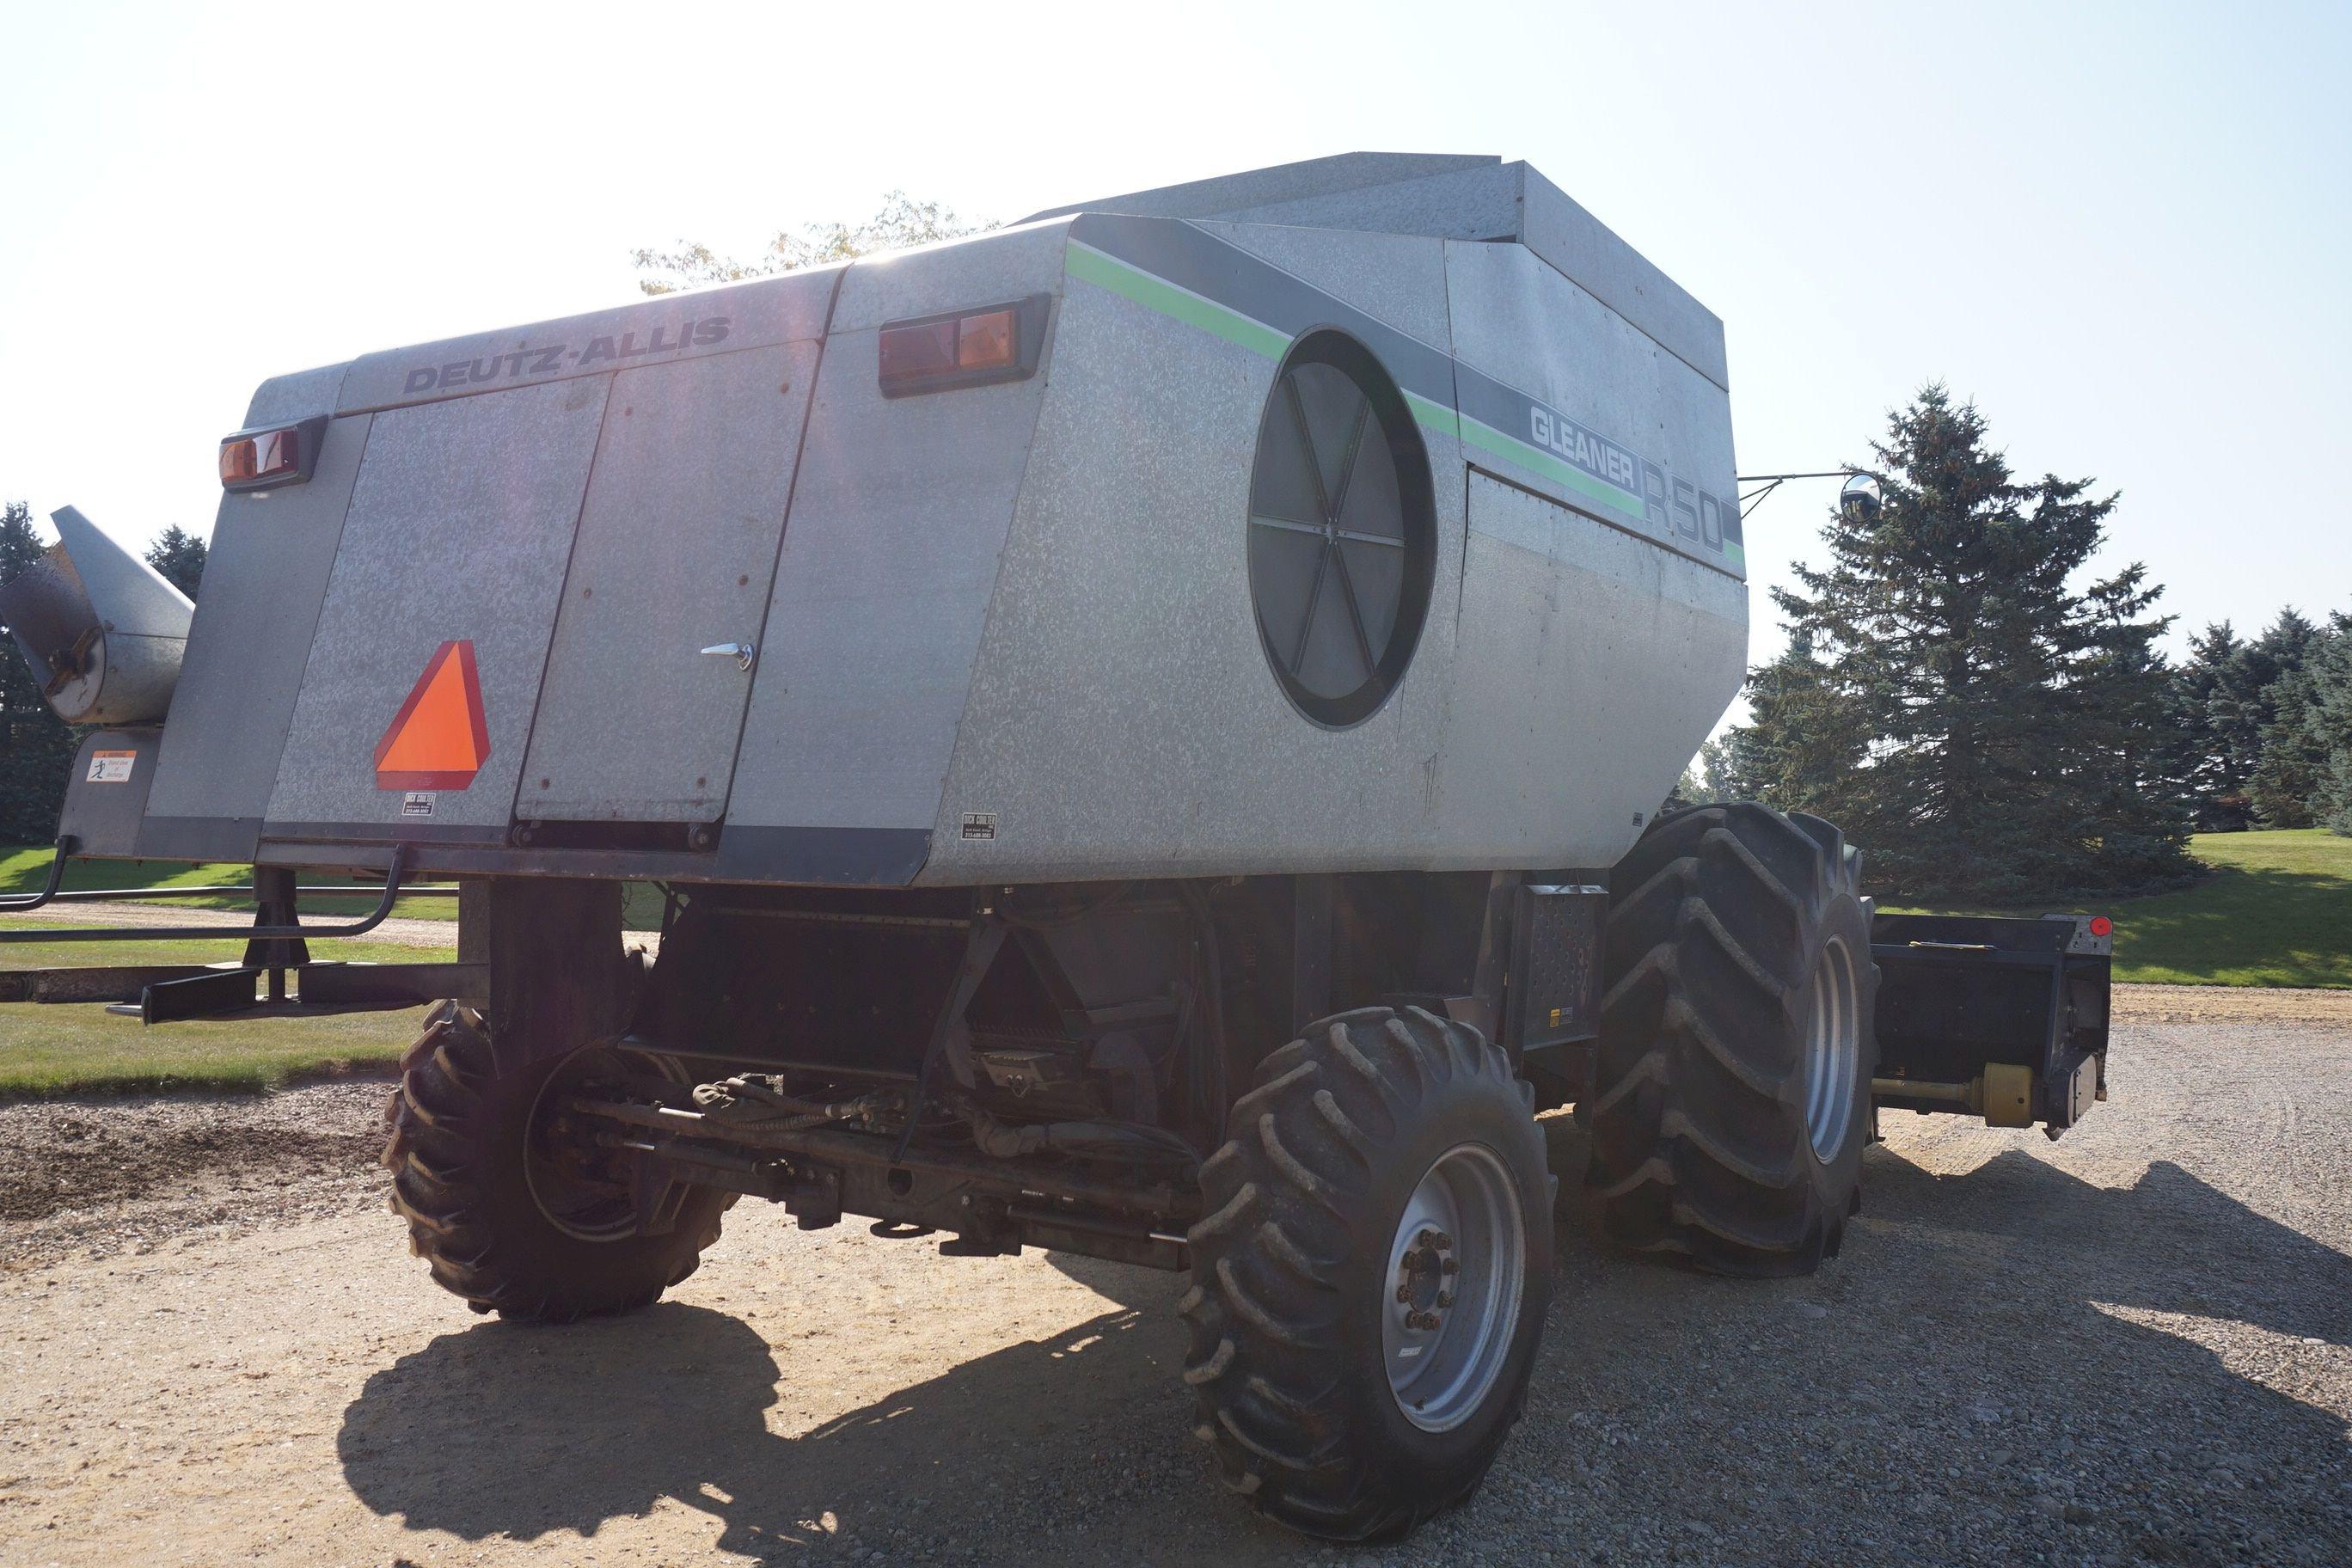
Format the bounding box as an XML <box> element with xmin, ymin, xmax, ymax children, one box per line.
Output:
<box><xmin>1839</xmin><ymin>473</ymin><xmax>1883</xmax><ymax>524</ymax></box>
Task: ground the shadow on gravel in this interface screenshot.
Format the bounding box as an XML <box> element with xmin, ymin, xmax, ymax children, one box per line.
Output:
<box><xmin>334</xmin><ymin>1136</ymin><xmax>2352</xmax><ymax>1565</ymax></box>
<box><xmin>334</xmin><ymin>1289</ymin><xmax>1213</xmax><ymax>1563</ymax></box>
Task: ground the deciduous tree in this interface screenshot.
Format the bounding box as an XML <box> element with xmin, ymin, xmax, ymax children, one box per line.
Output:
<box><xmin>633</xmin><ymin>193</ymin><xmax>992</xmax><ymax>296</ymax></box>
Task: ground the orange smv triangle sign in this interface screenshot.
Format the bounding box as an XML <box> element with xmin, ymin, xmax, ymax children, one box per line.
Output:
<box><xmin>374</xmin><ymin>640</ymin><xmax>490</xmax><ymax>791</ymax></box>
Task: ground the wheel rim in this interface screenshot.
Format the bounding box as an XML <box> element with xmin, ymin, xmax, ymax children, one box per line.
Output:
<box><xmin>524</xmin><ymin>1044</ymin><xmax>683</xmax><ymax>1242</ymax></box>
<box><xmin>1800</xmin><ymin>936</ymin><xmax>1861</xmax><ymax>1159</ymax></box>
<box><xmin>1382</xmin><ymin>1141</ymin><xmax>1525</xmax><ymax>1433</ymax></box>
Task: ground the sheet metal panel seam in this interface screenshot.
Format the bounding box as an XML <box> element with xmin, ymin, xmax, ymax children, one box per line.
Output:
<box><xmin>711</xmin><ymin>262</ymin><xmax>854</xmax><ymax>841</ymax></box>
<box><xmin>234</xmin><ymin>409</ymin><xmax>378</xmax><ymax>847</ymax></box>
<box><xmin>911</xmin><ymin>276</ymin><xmax>1069</xmax><ymax>873</ymax></box>
<box><xmin>1442</xmin><ymin>249</ymin><xmax>1475</xmax><ymax>631</ymax></box>
<box><xmin>500</xmin><ymin>375</ymin><xmax>626</xmax><ymax>829</ymax></box>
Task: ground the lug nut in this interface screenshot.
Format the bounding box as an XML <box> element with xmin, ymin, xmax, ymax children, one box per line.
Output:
<box><xmin>1442</xmin><ymin>1258</ymin><xmax>1460</xmax><ymax>1275</ymax></box>
<box><xmin>1436</xmin><ymin>1292</ymin><xmax>1454</xmax><ymax>1308</ymax></box>
<box><xmin>1396</xmin><ymin>1283</ymin><xmax>1412</xmax><ymax>1302</ymax></box>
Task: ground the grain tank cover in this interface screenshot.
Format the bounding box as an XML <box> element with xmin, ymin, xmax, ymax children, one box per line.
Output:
<box><xmin>13</xmin><ymin>151</ymin><xmax>1749</xmax><ymax>886</ymax></box>
<box><xmin>0</xmin><ymin>506</ymin><xmax>193</xmax><ymax>726</ymax></box>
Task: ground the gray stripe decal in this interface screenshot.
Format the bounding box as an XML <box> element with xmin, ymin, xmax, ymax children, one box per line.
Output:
<box><xmin>1066</xmin><ymin>212</ymin><xmax>1743</xmax><ymax>579</ymax></box>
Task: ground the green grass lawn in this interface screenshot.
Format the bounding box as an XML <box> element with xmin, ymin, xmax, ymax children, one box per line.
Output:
<box><xmin>0</xmin><ymin>846</ymin><xmax>665</xmax><ymax>926</ymax></box>
<box><xmin>0</xmin><ymin>999</ymin><xmax>431</xmax><ymax>1097</ymax></box>
<box><xmin>0</xmin><ymin>844</ymin><xmax>457</xmax><ymax>919</ymax></box>
<box><xmin>0</xmin><ymin>843</ymin><xmax>650</xmax><ymax>1096</ymax></box>
<box><xmin>1896</xmin><ymin>829</ymin><xmax>2352</xmax><ymax>989</ymax></box>
<box><xmin>0</xmin><ymin>928</ymin><xmax>456</xmax><ymax>1095</ymax></box>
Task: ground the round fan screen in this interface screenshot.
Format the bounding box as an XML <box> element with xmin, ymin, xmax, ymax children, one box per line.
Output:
<box><xmin>1246</xmin><ymin>331</ymin><xmax>1436</xmax><ymax>729</ymax></box>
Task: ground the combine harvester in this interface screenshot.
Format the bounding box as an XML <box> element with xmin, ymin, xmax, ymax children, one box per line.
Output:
<box><xmin>0</xmin><ymin>153</ymin><xmax>2111</xmax><ymax>1540</ymax></box>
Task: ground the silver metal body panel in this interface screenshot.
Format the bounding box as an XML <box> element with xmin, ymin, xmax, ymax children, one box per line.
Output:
<box><xmin>727</xmin><ymin>224</ymin><xmax>1069</xmax><ymax>835</ymax></box>
<box><xmin>264</xmin><ymin>376</ymin><xmax>610</xmax><ymax>831</ymax></box>
<box><xmin>72</xmin><ymin>154</ymin><xmax>1749</xmax><ymax>885</ymax></box>
<box><xmin>915</xmin><ymin>249</ymin><xmax>1467</xmax><ymax>884</ymax></box>
<box><xmin>59</xmin><ymin>729</ymin><xmax>162</xmax><ymax>856</ymax></box>
<box><xmin>334</xmin><ymin>270</ymin><xmax>839</xmax><ymax>416</ymax></box>
<box><xmin>1022</xmin><ymin>153</ymin><xmax>1499</xmax><ymax>229</ymax></box>
<box><xmin>143</xmin><ymin>413</ymin><xmax>370</xmax><ymax>840</ymax></box>
<box><xmin>1024</xmin><ymin>152</ymin><xmax>1725</xmax><ymax>390</ymax></box>
<box><xmin>1441</xmin><ymin>239</ymin><xmax>1741</xmax><ymax>569</ymax></box>
<box><xmin>518</xmin><ymin>340</ymin><xmax>821</xmax><ymax>823</ymax></box>
<box><xmin>1443</xmin><ymin>472</ymin><xmax>1747</xmax><ymax>867</ymax></box>
<box><xmin>1192</xmin><ymin>222</ymin><xmax>1455</xmax><ymax>353</ymax></box>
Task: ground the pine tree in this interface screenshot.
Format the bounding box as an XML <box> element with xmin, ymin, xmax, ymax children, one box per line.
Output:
<box><xmin>2174</xmin><ymin>622</ymin><xmax>2251</xmax><ymax>829</ymax></box>
<box><xmin>1719</xmin><ymin>386</ymin><xmax>2190</xmax><ymax>902</ymax></box>
<box><xmin>2313</xmin><ymin>625</ymin><xmax>2352</xmax><ymax>835</ymax></box>
<box><xmin>2251</xmin><ymin>614</ymin><xmax>2352</xmax><ymax>833</ymax></box>
<box><xmin>144</xmin><ymin>525</ymin><xmax>207</xmax><ymax>598</ymax></box>
<box><xmin>0</xmin><ymin>501</ymin><xmax>80</xmax><ymax>843</ymax></box>
<box><xmin>2061</xmin><ymin>562</ymin><xmax>2195</xmax><ymax>888</ymax></box>
<box><xmin>2190</xmin><ymin>609</ymin><xmax>2316</xmax><ymax>828</ymax></box>
<box><xmin>1726</xmin><ymin>630</ymin><xmax>1872</xmax><ymax>828</ymax></box>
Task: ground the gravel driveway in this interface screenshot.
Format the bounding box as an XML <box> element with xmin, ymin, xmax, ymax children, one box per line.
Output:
<box><xmin>0</xmin><ymin>987</ymin><xmax>2345</xmax><ymax>1565</ymax></box>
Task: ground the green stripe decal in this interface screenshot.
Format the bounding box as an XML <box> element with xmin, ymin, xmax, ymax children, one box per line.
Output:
<box><xmin>1064</xmin><ymin>230</ymin><xmax>1739</xmax><ymax>577</ymax></box>
<box><xmin>1069</xmin><ymin>241</ymin><xmax>1468</xmax><ymax>441</ymax></box>
<box><xmin>1456</xmin><ymin>413</ymin><xmax>1648</xmax><ymax>516</ymax></box>
<box><xmin>1403</xmin><ymin>391</ymin><xmax>1459</xmax><ymax>438</ymax></box>
<box><xmin>1064</xmin><ymin>242</ymin><xmax>1289</xmax><ymax>360</ymax></box>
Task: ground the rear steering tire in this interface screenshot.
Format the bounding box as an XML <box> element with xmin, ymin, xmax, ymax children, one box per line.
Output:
<box><xmin>381</xmin><ymin>1002</ymin><xmax>734</xmax><ymax>1322</ymax></box>
<box><xmin>1181</xmin><ymin>1007</ymin><xmax>1553</xmax><ymax>1541</ymax></box>
<box><xmin>1585</xmin><ymin>804</ymin><xmax>1878</xmax><ymax>1277</ymax></box>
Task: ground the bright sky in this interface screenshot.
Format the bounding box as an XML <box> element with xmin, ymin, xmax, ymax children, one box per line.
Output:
<box><xmin>3</xmin><ymin>0</ymin><xmax>2345</xmax><ymax>688</ymax></box>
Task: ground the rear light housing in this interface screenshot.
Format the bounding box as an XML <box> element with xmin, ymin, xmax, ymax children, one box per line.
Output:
<box><xmin>219</xmin><ymin>413</ymin><xmax>329</xmax><ymax>492</ymax></box>
<box><xmin>878</xmin><ymin>295</ymin><xmax>1050</xmax><ymax>398</ymax></box>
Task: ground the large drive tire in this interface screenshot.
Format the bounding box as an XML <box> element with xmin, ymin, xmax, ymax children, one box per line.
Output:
<box><xmin>1585</xmin><ymin>803</ymin><xmax>1878</xmax><ymax>1276</ymax></box>
<box><xmin>1182</xmin><ymin>1006</ymin><xmax>1553</xmax><ymax>1541</ymax></box>
<box><xmin>381</xmin><ymin>1002</ymin><xmax>734</xmax><ymax>1322</ymax></box>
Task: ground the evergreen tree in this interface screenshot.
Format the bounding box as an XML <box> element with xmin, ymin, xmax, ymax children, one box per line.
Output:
<box><xmin>1718</xmin><ymin>386</ymin><xmax>2190</xmax><ymax>902</ymax></box>
<box><xmin>0</xmin><ymin>502</ymin><xmax>79</xmax><ymax>843</ymax></box>
<box><xmin>2250</xmin><ymin>614</ymin><xmax>2352</xmax><ymax>833</ymax></box>
<box><xmin>144</xmin><ymin>524</ymin><xmax>207</xmax><ymax>598</ymax></box>
<box><xmin>2174</xmin><ymin>622</ymin><xmax>2251</xmax><ymax>829</ymax></box>
<box><xmin>2066</xmin><ymin>562</ymin><xmax>2196</xmax><ymax>889</ymax></box>
<box><xmin>2313</xmin><ymin>624</ymin><xmax>2352</xmax><ymax>835</ymax></box>
<box><xmin>1724</xmin><ymin>630</ymin><xmax>1871</xmax><ymax>828</ymax></box>
<box><xmin>2186</xmin><ymin>609</ymin><xmax>2316</xmax><ymax>828</ymax></box>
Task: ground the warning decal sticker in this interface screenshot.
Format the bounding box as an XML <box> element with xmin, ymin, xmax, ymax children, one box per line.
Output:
<box><xmin>375</xmin><ymin>640</ymin><xmax>491</xmax><ymax>791</ymax></box>
<box><xmin>86</xmin><ymin>750</ymin><xmax>137</xmax><ymax>784</ymax></box>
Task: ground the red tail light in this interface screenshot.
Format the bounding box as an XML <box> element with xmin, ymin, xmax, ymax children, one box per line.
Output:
<box><xmin>2088</xmin><ymin>916</ymin><xmax>2112</xmax><ymax>937</ymax></box>
<box><xmin>878</xmin><ymin>296</ymin><xmax>1048</xmax><ymax>397</ymax></box>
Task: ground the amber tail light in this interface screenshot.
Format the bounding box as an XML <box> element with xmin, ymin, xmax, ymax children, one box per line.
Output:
<box><xmin>877</xmin><ymin>295</ymin><xmax>1050</xmax><ymax>398</ymax></box>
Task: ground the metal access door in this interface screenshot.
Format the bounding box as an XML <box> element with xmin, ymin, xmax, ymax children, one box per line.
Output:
<box><xmin>518</xmin><ymin>342</ymin><xmax>820</xmax><ymax>824</ymax></box>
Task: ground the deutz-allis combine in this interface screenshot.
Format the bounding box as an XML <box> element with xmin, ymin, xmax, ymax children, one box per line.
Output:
<box><xmin>0</xmin><ymin>153</ymin><xmax>2110</xmax><ymax>1540</ymax></box>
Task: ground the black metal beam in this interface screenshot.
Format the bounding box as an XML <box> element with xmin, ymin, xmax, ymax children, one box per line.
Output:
<box><xmin>0</xmin><ymin>850</ymin><xmax>409</xmax><ymax>945</ymax></box>
<box><xmin>0</xmin><ymin>965</ymin><xmax>214</xmax><ymax>1004</ymax></box>
<box><xmin>296</xmin><ymin>962</ymin><xmax>488</xmax><ymax>1008</ymax></box>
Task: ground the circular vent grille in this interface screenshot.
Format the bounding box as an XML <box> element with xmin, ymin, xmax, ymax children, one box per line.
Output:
<box><xmin>1246</xmin><ymin>331</ymin><xmax>1436</xmax><ymax>729</ymax></box>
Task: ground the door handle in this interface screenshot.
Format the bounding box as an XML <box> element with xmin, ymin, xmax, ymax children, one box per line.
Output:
<box><xmin>700</xmin><ymin>640</ymin><xmax>756</xmax><ymax>672</ymax></box>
